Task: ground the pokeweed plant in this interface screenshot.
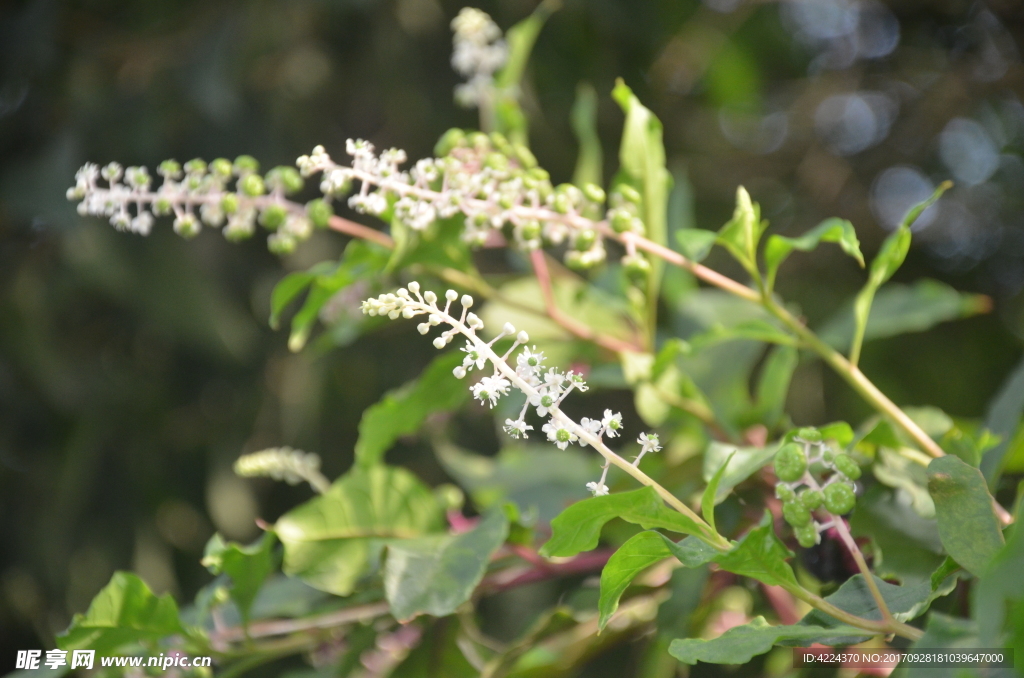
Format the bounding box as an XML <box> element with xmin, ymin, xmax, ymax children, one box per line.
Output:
<box><xmin>60</xmin><ymin>5</ymin><xmax>1022</xmax><ymax>677</ymax></box>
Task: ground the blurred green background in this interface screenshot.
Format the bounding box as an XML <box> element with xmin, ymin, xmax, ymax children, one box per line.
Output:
<box><xmin>1</xmin><ymin>0</ymin><xmax>1023</xmax><ymax>672</ymax></box>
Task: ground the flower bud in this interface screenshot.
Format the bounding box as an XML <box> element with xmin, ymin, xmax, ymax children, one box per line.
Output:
<box><xmin>173</xmin><ymin>213</ymin><xmax>201</xmax><ymax>239</ymax></box>
<box><xmin>445</xmin><ymin>289</ymin><xmax>458</xmax><ymax>302</ymax></box>
<box><xmin>517</xmin><ymin>331</ymin><xmax>529</xmax><ymax>343</ymax></box>
<box><xmin>432</xmin><ymin>336</ymin><xmax>447</xmax><ymax>349</ymax></box>
<box><xmin>424</xmin><ymin>291</ymin><xmax>437</xmax><ymax>304</ymax></box>
<box><xmin>417</xmin><ymin>323</ymin><xmax>430</xmax><ymax>335</ymax></box>
<box><xmin>503</xmin><ymin>322</ymin><xmax>515</xmax><ymax>335</ymax></box>
<box><xmin>461</xmin><ymin>294</ymin><xmax>473</xmax><ymax>308</ymax></box>
<box><xmin>453</xmin><ymin>366</ymin><xmax>467</xmax><ymax>379</ymax></box>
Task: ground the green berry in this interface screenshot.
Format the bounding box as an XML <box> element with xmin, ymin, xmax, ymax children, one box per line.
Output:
<box><xmin>519</xmin><ymin>220</ymin><xmax>542</xmax><ymax>242</ymax></box>
<box><xmin>153</xmin><ymin>197</ymin><xmax>173</xmax><ymax>216</ymax></box>
<box><xmin>783</xmin><ymin>500</ymin><xmax>812</xmax><ymax>528</ymax></box>
<box><xmin>513</xmin><ymin>143</ymin><xmax>537</xmax><ymax>168</ymax></box>
<box><xmin>824</xmin><ymin>482</ymin><xmax>856</xmax><ymax>515</ymax></box>
<box><xmin>583</xmin><ymin>183</ymin><xmax>606</xmax><ymax>204</ymax></box>
<box><xmin>527</xmin><ymin>167</ymin><xmax>550</xmax><ymax>183</ymax></box>
<box><xmin>610</xmin><ymin>209</ymin><xmax>635</xmax><ymax>233</ymax></box>
<box><xmin>775</xmin><ymin>484</ymin><xmax>796</xmax><ymax>502</ymax></box>
<box><xmin>434</xmin><ymin>128</ymin><xmax>466</xmax><ymax>156</ymax></box>
<box><xmin>794</xmin><ymin>523</ymin><xmax>818</xmax><ymax>548</ymax></box>
<box><xmin>306</xmin><ymin>199</ymin><xmax>333</xmax><ymax>228</ymax></box>
<box><xmin>799</xmin><ymin>489</ymin><xmax>824</xmax><ymax>510</ymax></box>
<box><xmin>774</xmin><ymin>443</ymin><xmax>807</xmax><ymax>483</ymax></box>
<box><xmin>267</xmin><ymin>232</ymin><xmax>296</xmax><ymax>255</ymax></box>
<box><xmin>259</xmin><ymin>204</ymin><xmax>287</xmax><ymax>229</ymax></box>
<box><xmin>158</xmin><ymin>159</ymin><xmax>182</xmax><ymax>179</ymax></box>
<box><xmin>184</xmin><ymin>158</ymin><xmax>207</xmax><ymax>175</ymax></box>
<box><xmin>266</xmin><ymin>166</ymin><xmax>304</xmax><ymax>194</ymax></box>
<box><xmin>240</xmin><ymin>174</ymin><xmax>265</xmax><ymax>197</ymax></box>
<box><xmin>233</xmin><ymin>155</ymin><xmax>260</xmax><ymax>175</ymax></box>
<box><xmin>488</xmin><ymin>131</ymin><xmax>510</xmax><ymax>153</ymax></box>
<box><xmin>469</xmin><ymin>132</ymin><xmax>490</xmax><ymax>151</ymax></box>
<box><xmin>574</xmin><ymin>229</ymin><xmax>597</xmax><ymax>251</ymax></box>
<box><xmin>484</xmin><ymin>152</ymin><xmax>509</xmax><ymax>170</ymax></box>
<box><xmin>833</xmin><ymin>454</ymin><xmax>861</xmax><ymax>480</ymax></box>
<box><xmin>616</xmin><ymin>184</ymin><xmax>642</xmax><ymax>205</ymax></box>
<box><xmin>220</xmin><ymin>193</ymin><xmax>239</xmax><ymax>215</ymax></box>
<box><xmin>797</xmin><ymin>427</ymin><xmax>822</xmax><ymax>442</ymax></box>
<box><xmin>623</xmin><ymin>254</ymin><xmax>651</xmax><ymax>278</ymax></box>
<box><xmin>210</xmin><ymin>158</ymin><xmax>233</xmax><ymax>178</ymax></box>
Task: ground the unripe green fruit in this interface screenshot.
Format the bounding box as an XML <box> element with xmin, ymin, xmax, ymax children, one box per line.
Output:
<box><xmin>616</xmin><ymin>184</ymin><xmax>642</xmax><ymax>205</ymax></box>
<box><xmin>159</xmin><ymin>159</ymin><xmax>182</xmax><ymax>179</ymax></box>
<box><xmin>469</xmin><ymin>132</ymin><xmax>490</xmax><ymax>151</ymax></box>
<box><xmin>527</xmin><ymin>167</ymin><xmax>550</xmax><ymax>183</ymax></box>
<box><xmin>484</xmin><ymin>152</ymin><xmax>509</xmax><ymax>170</ymax></box>
<box><xmin>488</xmin><ymin>131</ymin><xmax>510</xmax><ymax>153</ymax></box>
<box><xmin>553</xmin><ymin>192</ymin><xmax>572</xmax><ymax>214</ymax></box>
<box><xmin>774</xmin><ymin>443</ymin><xmax>807</xmax><ymax>482</ymax></box>
<box><xmin>184</xmin><ymin>158</ymin><xmax>207</xmax><ymax>175</ymax></box>
<box><xmin>776</xmin><ymin>484</ymin><xmax>796</xmax><ymax>502</ymax></box>
<box><xmin>233</xmin><ymin>155</ymin><xmax>260</xmax><ymax>175</ymax></box>
<box><xmin>833</xmin><ymin>453</ymin><xmax>861</xmax><ymax>480</ymax></box>
<box><xmin>434</xmin><ymin>128</ymin><xmax>466</xmax><ymax>156</ymax></box>
<box><xmin>799</xmin><ymin>489</ymin><xmax>824</xmax><ymax>510</ymax></box>
<box><xmin>513</xmin><ymin>143</ymin><xmax>537</xmax><ymax>168</ymax></box>
<box><xmin>240</xmin><ymin>174</ymin><xmax>265</xmax><ymax>197</ymax></box>
<box><xmin>574</xmin><ymin>229</ymin><xmax>597</xmax><ymax>251</ymax></box>
<box><xmin>794</xmin><ymin>523</ymin><xmax>818</xmax><ymax>548</ymax></box>
<box><xmin>259</xmin><ymin>204</ymin><xmax>287</xmax><ymax>229</ymax></box>
<box><xmin>211</xmin><ymin>158</ymin><xmax>233</xmax><ymax>178</ymax></box>
<box><xmin>610</xmin><ymin>209</ymin><xmax>634</xmax><ymax>233</ymax></box>
<box><xmin>267</xmin><ymin>232</ymin><xmax>296</xmax><ymax>255</ymax></box>
<box><xmin>153</xmin><ymin>197</ymin><xmax>173</xmax><ymax>216</ymax></box>
<box><xmin>583</xmin><ymin>183</ymin><xmax>606</xmax><ymax>204</ymax></box>
<box><xmin>824</xmin><ymin>482</ymin><xmax>856</xmax><ymax>515</ymax></box>
<box><xmin>306</xmin><ymin>199</ymin><xmax>333</xmax><ymax>228</ymax></box>
<box><xmin>220</xmin><ymin>193</ymin><xmax>239</xmax><ymax>215</ymax></box>
<box><xmin>266</xmin><ymin>166</ymin><xmax>303</xmax><ymax>194</ymax></box>
<box><xmin>623</xmin><ymin>255</ymin><xmax>651</xmax><ymax>279</ymax></box>
<box><xmin>783</xmin><ymin>500</ymin><xmax>811</xmax><ymax>528</ymax></box>
<box><xmin>520</xmin><ymin>220</ymin><xmax>542</xmax><ymax>241</ymax></box>
<box><xmin>797</xmin><ymin>427</ymin><xmax>822</xmax><ymax>442</ymax></box>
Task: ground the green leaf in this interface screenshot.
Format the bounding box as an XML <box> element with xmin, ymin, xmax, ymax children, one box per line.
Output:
<box><xmin>702</xmin><ymin>452</ymin><xmax>734</xmax><ymax>533</ymax></box>
<box><xmin>799</xmin><ymin>574</ymin><xmax>956</xmax><ymax>644</ymax></box>
<box><xmin>384</xmin><ymin>510</ymin><xmax>509</xmax><ymax>622</ymax></box>
<box><xmin>974</xmin><ymin>500</ymin><xmax>1024</xmax><ymax>645</ymax></box>
<box><xmin>598</xmin><ymin>532</ymin><xmax>718</xmax><ymax>632</ymax></box>
<box><xmin>849</xmin><ymin>182</ymin><xmax>951</xmax><ymax>364</ymax></box>
<box><xmin>355</xmin><ymin>351</ymin><xmax>469</xmax><ymax>468</ymax></box>
<box><xmin>539</xmin><ymin>486</ymin><xmax>705</xmax><ymax>558</ymax></box>
<box><xmin>287</xmin><ymin>241</ymin><xmax>389</xmax><ymax>352</ymax></box>
<box><xmin>668</xmin><ymin>617</ymin><xmax>867</xmax><ymax>665</ymax></box>
<box><xmin>201</xmin><ymin>532</ymin><xmax>278</xmax><ymax>623</ymax></box>
<box><xmin>269</xmin><ymin>262</ymin><xmax>332</xmax><ymax>330</ymax></box>
<box><xmin>890</xmin><ymin>613</ymin><xmax>986</xmax><ymax>678</ymax></box>
<box><xmin>764</xmin><ymin>218</ymin><xmax>864</xmax><ymax>290</ymax></box>
<box><xmin>927</xmin><ymin>455</ymin><xmax>1005</xmax><ymax>576</ymax></box>
<box><xmin>491</xmin><ymin>0</ymin><xmax>557</xmax><ymax>143</ymax></box>
<box><xmin>713</xmin><ymin>511</ymin><xmax>798</xmax><ymax>588</ymax></box>
<box><xmin>702</xmin><ymin>441</ymin><xmax>779</xmax><ymax>505</ymax></box>
<box><xmin>819</xmin><ymin>279</ymin><xmax>991</xmax><ymax>352</ymax></box>
<box><xmin>716</xmin><ymin>186</ymin><xmax>766</xmax><ymax>277</ymax></box>
<box><xmin>275</xmin><ymin>465</ymin><xmax>444</xmax><ymax>595</ymax></box>
<box><xmin>571</xmin><ymin>82</ymin><xmax>603</xmax><ymax>190</ymax></box>
<box><xmin>687</xmin><ymin>319</ymin><xmax>798</xmax><ymax>351</ymax></box>
<box><xmin>981</xmin><ymin>357</ymin><xmax>1024</xmax><ymax>486</ymax></box>
<box><xmin>675</xmin><ymin>229</ymin><xmax>717</xmax><ymax>263</ymax></box>
<box><xmin>754</xmin><ymin>345</ymin><xmax>798</xmax><ymax>429</ymax></box>
<box><xmin>435</xmin><ymin>443</ymin><xmax>600</xmax><ymax>523</ymax></box>
<box><xmin>57</xmin><ymin>572</ymin><xmax>184</xmax><ymax>653</ymax></box>
<box><xmin>612</xmin><ymin>78</ymin><xmax>671</xmax><ymax>250</ymax></box>
<box><xmin>850</xmin><ymin>485</ymin><xmax>945</xmax><ymax>586</ymax></box>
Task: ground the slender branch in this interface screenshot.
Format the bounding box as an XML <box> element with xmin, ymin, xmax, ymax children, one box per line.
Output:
<box><xmin>327</xmin><ymin>214</ymin><xmax>394</xmax><ymax>248</ymax></box>
<box><xmin>783</xmin><ymin>584</ymin><xmax>922</xmax><ymax>641</ymax></box>
<box><xmin>529</xmin><ymin>250</ymin><xmax>643</xmax><ymax>353</ymax></box>
<box><xmin>211</xmin><ymin>601</ymin><xmax>390</xmax><ymax>643</ymax></box>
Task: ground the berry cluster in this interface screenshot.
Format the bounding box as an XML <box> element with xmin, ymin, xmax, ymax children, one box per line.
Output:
<box><xmin>773</xmin><ymin>427</ymin><xmax>862</xmax><ymax>548</ymax></box>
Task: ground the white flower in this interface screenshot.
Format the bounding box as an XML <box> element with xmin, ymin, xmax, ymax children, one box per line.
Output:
<box><xmin>568</xmin><ymin>370</ymin><xmax>589</xmax><ymax>393</ymax></box>
<box><xmin>529</xmin><ymin>391</ymin><xmax>557</xmax><ymax>417</ymax></box>
<box><xmin>638</xmin><ymin>432</ymin><xmax>661</xmax><ymax>456</ymax></box>
<box><xmin>516</xmin><ymin>346</ymin><xmax>545</xmax><ymax>380</ymax></box>
<box><xmin>543</xmin><ymin>369</ymin><xmax>566</xmax><ymax>389</ymax></box>
<box><xmin>543</xmin><ymin>420</ymin><xmax>577</xmax><ymax>450</ymax></box>
<box><xmin>461</xmin><ymin>341</ymin><xmax>486</xmax><ymax>370</ymax></box>
<box><xmin>503</xmin><ymin>418</ymin><xmax>532</xmax><ymax>439</ymax></box>
<box><xmin>601</xmin><ymin>410</ymin><xmax>622</xmax><ymax>438</ymax></box>
<box><xmin>578</xmin><ymin>417</ymin><xmax>603</xmax><ymax>447</ymax></box>
<box><xmin>586</xmin><ymin>481</ymin><xmax>609</xmax><ymax>497</ymax></box>
<box><xmin>472</xmin><ymin>375</ymin><xmax>510</xmax><ymax>408</ymax></box>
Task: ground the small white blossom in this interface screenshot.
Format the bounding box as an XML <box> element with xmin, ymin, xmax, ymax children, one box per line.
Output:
<box><xmin>461</xmin><ymin>341</ymin><xmax>487</xmax><ymax>370</ymax></box>
<box><xmin>601</xmin><ymin>410</ymin><xmax>623</xmax><ymax>438</ymax></box>
<box><xmin>543</xmin><ymin>420</ymin><xmax>577</xmax><ymax>450</ymax></box>
<box><xmin>638</xmin><ymin>432</ymin><xmax>661</xmax><ymax>455</ymax></box>
<box><xmin>586</xmin><ymin>481</ymin><xmax>610</xmax><ymax>496</ymax></box>
<box><xmin>472</xmin><ymin>375</ymin><xmax>510</xmax><ymax>408</ymax></box>
<box><xmin>503</xmin><ymin>418</ymin><xmax>533</xmax><ymax>439</ymax></box>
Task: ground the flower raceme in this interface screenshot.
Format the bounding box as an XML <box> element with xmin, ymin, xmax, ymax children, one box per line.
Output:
<box><xmin>361</xmin><ymin>283</ymin><xmax>660</xmax><ymax>496</ymax></box>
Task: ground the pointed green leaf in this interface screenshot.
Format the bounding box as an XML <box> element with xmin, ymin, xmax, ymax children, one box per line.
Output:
<box><xmin>764</xmin><ymin>217</ymin><xmax>864</xmax><ymax>290</ymax></box>
<box><xmin>754</xmin><ymin>345</ymin><xmax>798</xmax><ymax>429</ymax></box>
<box><xmin>668</xmin><ymin>617</ymin><xmax>868</xmax><ymax>665</ymax></box>
<box><xmin>675</xmin><ymin>228</ymin><xmax>718</xmax><ymax>263</ymax></box>
<box><xmin>687</xmin><ymin>319</ymin><xmax>798</xmax><ymax>351</ymax></box>
<box><xmin>598</xmin><ymin>532</ymin><xmax>718</xmax><ymax>632</ymax></box>
<box><xmin>702</xmin><ymin>452</ymin><xmax>734</xmax><ymax>534</ymax></box>
<box><xmin>849</xmin><ymin>182</ymin><xmax>951</xmax><ymax>364</ymax></box>
<box><xmin>927</xmin><ymin>455</ymin><xmax>1004</xmax><ymax>576</ymax></box>
<box><xmin>385</xmin><ymin>510</ymin><xmax>509</xmax><ymax>622</ymax></box>
<box><xmin>571</xmin><ymin>83</ymin><xmax>603</xmax><ymax>189</ymax></box>
<box><xmin>713</xmin><ymin>511</ymin><xmax>798</xmax><ymax>588</ymax></box>
<box><xmin>974</xmin><ymin>500</ymin><xmax>1024</xmax><ymax>645</ymax></box>
<box><xmin>269</xmin><ymin>262</ymin><xmax>331</xmax><ymax>329</ymax></box>
<box><xmin>981</xmin><ymin>356</ymin><xmax>1024</xmax><ymax>486</ymax></box>
<box><xmin>539</xmin><ymin>486</ymin><xmax>705</xmax><ymax>558</ymax></box>
<box><xmin>275</xmin><ymin>465</ymin><xmax>444</xmax><ymax>595</ymax></box>
<box><xmin>702</xmin><ymin>441</ymin><xmax>779</xmax><ymax>505</ymax></box>
<box><xmin>201</xmin><ymin>532</ymin><xmax>278</xmax><ymax>623</ymax></box>
<box><xmin>716</xmin><ymin>186</ymin><xmax>766</xmax><ymax>276</ymax></box>
<box><xmin>57</xmin><ymin>572</ymin><xmax>184</xmax><ymax>654</ymax></box>
<box><xmin>355</xmin><ymin>351</ymin><xmax>469</xmax><ymax>468</ymax></box>
<box><xmin>818</xmin><ymin>279</ymin><xmax>991</xmax><ymax>352</ymax></box>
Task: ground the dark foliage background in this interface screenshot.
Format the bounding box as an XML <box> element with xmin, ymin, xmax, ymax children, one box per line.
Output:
<box><xmin>1</xmin><ymin>0</ymin><xmax>1023</xmax><ymax>674</ymax></box>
